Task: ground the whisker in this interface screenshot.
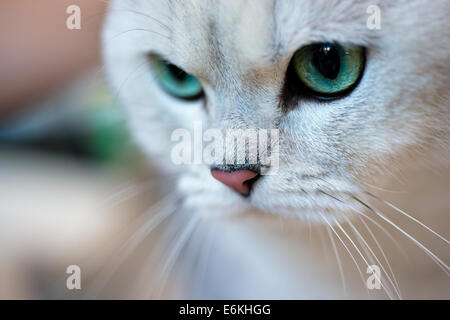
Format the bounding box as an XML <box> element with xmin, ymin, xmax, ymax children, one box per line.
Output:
<box><xmin>120</xmin><ymin>9</ymin><xmax>172</xmax><ymax>31</ymax></box>
<box><xmin>101</xmin><ymin>0</ymin><xmax>173</xmax><ymax>25</ymax></box>
<box><xmin>100</xmin><ymin>175</ymin><xmax>179</xmax><ymax>210</ymax></box>
<box><xmin>353</xmin><ymin>208</ymin><xmax>410</xmax><ymax>262</ymax></box>
<box><xmin>332</xmin><ymin>216</ymin><xmax>395</xmax><ymax>300</ymax></box>
<box><xmin>99</xmin><ymin>57</ymin><xmax>149</xmax><ymax>114</ymax></box>
<box><xmin>353</xmin><ymin>196</ymin><xmax>449</xmax><ymax>276</ymax></box>
<box><xmin>326</xmin><ymin>225</ymin><xmax>347</xmax><ymax>297</ymax></box>
<box><xmin>343</xmin><ymin>215</ymin><xmax>401</xmax><ymax>299</ymax></box>
<box><xmin>358</xmin><ymin>216</ymin><xmax>402</xmax><ymax>299</ymax></box>
<box><xmin>319</xmin><ymin>190</ymin><xmax>409</xmax><ymax>262</ymax></box>
<box><xmin>107</xmin><ymin>28</ymin><xmax>171</xmax><ymax>42</ymax></box>
<box><xmin>318</xmin><ymin>226</ymin><xmax>332</xmax><ymax>265</ymax></box>
<box><xmin>153</xmin><ymin>214</ymin><xmax>201</xmax><ymax>299</ymax></box>
<box><xmin>84</xmin><ymin>195</ymin><xmax>179</xmax><ymax>298</ymax></box>
<box><xmin>100</xmin><ymin>180</ymin><xmax>155</xmax><ymax>209</ymax></box>
<box><xmin>366</xmin><ymin>192</ymin><xmax>449</xmax><ymax>244</ymax></box>
<box><xmin>318</xmin><ymin>212</ymin><xmax>369</xmax><ymax>298</ymax></box>
<box><xmin>360</xmin><ymin>181</ymin><xmax>406</xmax><ymax>194</ymax></box>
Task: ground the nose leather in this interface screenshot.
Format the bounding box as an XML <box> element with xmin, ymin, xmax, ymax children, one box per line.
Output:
<box><xmin>211</xmin><ymin>169</ymin><xmax>259</xmax><ymax>196</ymax></box>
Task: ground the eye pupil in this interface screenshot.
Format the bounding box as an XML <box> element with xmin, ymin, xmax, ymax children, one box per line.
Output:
<box><xmin>167</xmin><ymin>64</ymin><xmax>187</xmax><ymax>82</ymax></box>
<box><xmin>312</xmin><ymin>44</ymin><xmax>340</xmax><ymax>80</ymax></box>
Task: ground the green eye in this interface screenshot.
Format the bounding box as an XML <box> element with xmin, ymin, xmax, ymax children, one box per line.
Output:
<box><xmin>154</xmin><ymin>58</ymin><xmax>203</xmax><ymax>100</ymax></box>
<box><xmin>292</xmin><ymin>43</ymin><xmax>365</xmax><ymax>98</ymax></box>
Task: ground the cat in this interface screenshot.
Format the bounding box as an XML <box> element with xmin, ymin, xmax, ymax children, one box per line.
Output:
<box><xmin>102</xmin><ymin>0</ymin><xmax>450</xmax><ymax>299</ymax></box>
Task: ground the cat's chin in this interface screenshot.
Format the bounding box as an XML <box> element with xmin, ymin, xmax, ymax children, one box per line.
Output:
<box><xmin>183</xmin><ymin>201</ymin><xmax>364</xmax><ymax>230</ymax></box>
<box><xmin>247</xmin><ymin>201</ymin><xmax>364</xmax><ymax>225</ymax></box>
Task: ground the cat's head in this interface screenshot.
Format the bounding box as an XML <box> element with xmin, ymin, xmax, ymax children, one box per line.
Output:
<box><xmin>103</xmin><ymin>0</ymin><xmax>449</xmax><ymax>221</ymax></box>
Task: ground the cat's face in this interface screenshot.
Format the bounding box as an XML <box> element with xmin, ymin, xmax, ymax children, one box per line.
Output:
<box><xmin>103</xmin><ymin>0</ymin><xmax>449</xmax><ymax>221</ymax></box>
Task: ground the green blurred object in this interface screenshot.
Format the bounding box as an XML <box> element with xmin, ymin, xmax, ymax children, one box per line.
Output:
<box><xmin>0</xmin><ymin>76</ymin><xmax>141</xmax><ymax>165</ymax></box>
<box><xmin>84</xmin><ymin>87</ymin><xmax>131</xmax><ymax>162</ymax></box>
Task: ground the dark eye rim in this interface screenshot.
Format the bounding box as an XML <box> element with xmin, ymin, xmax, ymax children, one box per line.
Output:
<box><xmin>280</xmin><ymin>44</ymin><xmax>366</xmax><ymax>109</ymax></box>
<box><xmin>150</xmin><ymin>56</ymin><xmax>205</xmax><ymax>102</ymax></box>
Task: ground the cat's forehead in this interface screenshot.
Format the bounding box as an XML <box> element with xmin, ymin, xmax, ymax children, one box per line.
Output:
<box><xmin>155</xmin><ymin>0</ymin><xmax>373</xmax><ymax>74</ymax></box>
<box><xmin>169</xmin><ymin>0</ymin><xmax>275</xmax><ymax>69</ymax></box>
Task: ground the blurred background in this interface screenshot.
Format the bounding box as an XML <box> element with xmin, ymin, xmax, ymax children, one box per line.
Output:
<box><xmin>0</xmin><ymin>0</ymin><xmax>168</xmax><ymax>298</ymax></box>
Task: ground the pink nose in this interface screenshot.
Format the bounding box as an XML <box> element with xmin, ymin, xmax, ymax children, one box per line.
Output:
<box><xmin>211</xmin><ymin>169</ymin><xmax>259</xmax><ymax>196</ymax></box>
